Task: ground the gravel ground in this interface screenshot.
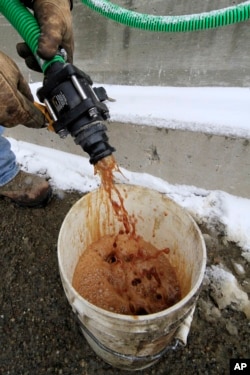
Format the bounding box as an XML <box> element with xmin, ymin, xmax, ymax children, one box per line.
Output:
<box><xmin>0</xmin><ymin>191</ymin><xmax>249</xmax><ymax>375</ymax></box>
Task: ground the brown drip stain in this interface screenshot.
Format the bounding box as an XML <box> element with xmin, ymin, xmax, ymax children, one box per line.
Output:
<box><xmin>72</xmin><ymin>155</ymin><xmax>181</xmax><ymax>315</ymax></box>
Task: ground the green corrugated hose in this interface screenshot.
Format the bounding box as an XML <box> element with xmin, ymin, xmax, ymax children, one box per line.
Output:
<box><xmin>0</xmin><ymin>0</ymin><xmax>65</xmax><ymax>72</ymax></box>
<box><xmin>1</xmin><ymin>0</ymin><xmax>250</xmax><ymax>73</ymax></box>
<box><xmin>81</xmin><ymin>0</ymin><xmax>250</xmax><ymax>32</ymax></box>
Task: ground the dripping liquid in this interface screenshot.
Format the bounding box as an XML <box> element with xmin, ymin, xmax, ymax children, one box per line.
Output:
<box><xmin>94</xmin><ymin>155</ymin><xmax>134</xmax><ymax>234</ymax></box>
<box><xmin>72</xmin><ymin>155</ymin><xmax>181</xmax><ymax>315</ymax></box>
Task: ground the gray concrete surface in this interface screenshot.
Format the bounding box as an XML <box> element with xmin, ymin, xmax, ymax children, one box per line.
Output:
<box><xmin>5</xmin><ymin>122</ymin><xmax>250</xmax><ymax>198</ymax></box>
<box><xmin>2</xmin><ymin>1</ymin><xmax>250</xmax><ymax>87</ymax></box>
<box><xmin>1</xmin><ymin>1</ymin><xmax>250</xmax><ymax>197</ymax></box>
<box><xmin>72</xmin><ymin>0</ymin><xmax>250</xmax><ymax>87</ymax></box>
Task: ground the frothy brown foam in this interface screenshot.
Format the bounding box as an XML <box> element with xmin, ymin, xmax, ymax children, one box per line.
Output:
<box><xmin>73</xmin><ymin>233</ymin><xmax>181</xmax><ymax>315</ymax></box>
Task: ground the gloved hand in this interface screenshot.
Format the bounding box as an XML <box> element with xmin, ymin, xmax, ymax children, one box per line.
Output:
<box><xmin>17</xmin><ymin>0</ymin><xmax>74</xmax><ymax>72</ymax></box>
<box><xmin>0</xmin><ymin>51</ymin><xmax>45</xmax><ymax>128</ymax></box>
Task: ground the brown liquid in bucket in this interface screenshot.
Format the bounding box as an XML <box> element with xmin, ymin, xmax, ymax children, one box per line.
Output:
<box><xmin>72</xmin><ymin>155</ymin><xmax>181</xmax><ymax>315</ymax></box>
<box><xmin>73</xmin><ymin>233</ymin><xmax>181</xmax><ymax>314</ymax></box>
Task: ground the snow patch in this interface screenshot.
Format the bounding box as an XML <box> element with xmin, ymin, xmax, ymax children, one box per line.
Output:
<box><xmin>8</xmin><ymin>138</ymin><xmax>250</xmax><ymax>261</ymax></box>
<box><xmin>206</xmin><ymin>265</ymin><xmax>250</xmax><ymax>319</ymax></box>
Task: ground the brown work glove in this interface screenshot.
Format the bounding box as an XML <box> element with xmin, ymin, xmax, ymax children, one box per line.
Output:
<box><xmin>17</xmin><ymin>0</ymin><xmax>74</xmax><ymax>72</ymax></box>
<box><xmin>0</xmin><ymin>51</ymin><xmax>45</xmax><ymax>128</ymax></box>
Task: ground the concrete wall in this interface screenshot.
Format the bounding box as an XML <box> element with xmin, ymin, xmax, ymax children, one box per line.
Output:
<box><xmin>72</xmin><ymin>0</ymin><xmax>250</xmax><ymax>87</ymax></box>
<box><xmin>1</xmin><ymin>1</ymin><xmax>250</xmax><ymax>197</ymax></box>
<box><xmin>4</xmin><ymin>122</ymin><xmax>250</xmax><ymax>198</ymax></box>
<box><xmin>1</xmin><ymin>0</ymin><xmax>250</xmax><ymax>86</ymax></box>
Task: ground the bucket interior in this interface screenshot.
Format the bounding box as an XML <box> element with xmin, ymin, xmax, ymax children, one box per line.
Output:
<box><xmin>58</xmin><ymin>184</ymin><xmax>206</xmax><ymax>307</ymax></box>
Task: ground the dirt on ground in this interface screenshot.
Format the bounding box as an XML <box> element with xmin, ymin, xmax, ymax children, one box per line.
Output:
<box><xmin>0</xmin><ymin>191</ymin><xmax>249</xmax><ymax>375</ymax></box>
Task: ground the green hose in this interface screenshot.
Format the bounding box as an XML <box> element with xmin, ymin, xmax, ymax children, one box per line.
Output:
<box><xmin>1</xmin><ymin>0</ymin><xmax>250</xmax><ymax>72</ymax></box>
<box><xmin>81</xmin><ymin>0</ymin><xmax>250</xmax><ymax>32</ymax></box>
<box><xmin>0</xmin><ymin>0</ymin><xmax>65</xmax><ymax>72</ymax></box>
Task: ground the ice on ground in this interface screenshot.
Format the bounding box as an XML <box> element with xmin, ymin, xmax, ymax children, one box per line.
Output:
<box><xmin>205</xmin><ymin>265</ymin><xmax>250</xmax><ymax>319</ymax></box>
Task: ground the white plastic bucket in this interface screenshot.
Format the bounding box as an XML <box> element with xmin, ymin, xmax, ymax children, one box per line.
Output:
<box><xmin>58</xmin><ymin>184</ymin><xmax>206</xmax><ymax>371</ymax></box>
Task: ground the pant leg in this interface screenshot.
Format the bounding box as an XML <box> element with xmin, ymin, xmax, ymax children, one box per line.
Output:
<box><xmin>0</xmin><ymin>126</ymin><xmax>19</xmax><ymax>186</ymax></box>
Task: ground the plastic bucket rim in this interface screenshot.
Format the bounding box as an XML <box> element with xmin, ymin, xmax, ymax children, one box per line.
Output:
<box><xmin>57</xmin><ymin>184</ymin><xmax>207</xmax><ymax>322</ymax></box>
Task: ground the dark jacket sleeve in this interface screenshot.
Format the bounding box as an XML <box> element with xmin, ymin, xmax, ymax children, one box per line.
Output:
<box><xmin>20</xmin><ymin>0</ymin><xmax>73</xmax><ymax>10</ymax></box>
<box><xmin>20</xmin><ymin>0</ymin><xmax>35</xmax><ymax>9</ymax></box>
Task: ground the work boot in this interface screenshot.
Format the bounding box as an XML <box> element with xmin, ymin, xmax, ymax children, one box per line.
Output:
<box><xmin>0</xmin><ymin>170</ymin><xmax>52</xmax><ymax>207</ymax></box>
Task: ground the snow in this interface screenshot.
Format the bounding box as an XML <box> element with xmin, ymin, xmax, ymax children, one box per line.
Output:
<box><xmin>105</xmin><ymin>85</ymin><xmax>250</xmax><ymax>138</ymax></box>
<box><xmin>205</xmin><ymin>265</ymin><xmax>250</xmax><ymax>319</ymax></box>
<box><xmin>6</xmin><ymin>83</ymin><xmax>250</xmax><ymax>317</ymax></box>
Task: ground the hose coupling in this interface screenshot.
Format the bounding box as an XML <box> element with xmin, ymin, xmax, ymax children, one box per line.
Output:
<box><xmin>37</xmin><ymin>62</ymin><xmax>115</xmax><ymax>164</ymax></box>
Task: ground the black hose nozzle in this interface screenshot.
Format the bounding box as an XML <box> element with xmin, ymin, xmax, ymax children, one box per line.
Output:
<box><xmin>37</xmin><ymin>62</ymin><xmax>115</xmax><ymax>164</ymax></box>
<box><xmin>73</xmin><ymin>121</ymin><xmax>115</xmax><ymax>164</ymax></box>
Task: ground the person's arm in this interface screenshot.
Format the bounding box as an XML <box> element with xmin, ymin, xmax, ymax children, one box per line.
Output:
<box><xmin>17</xmin><ymin>0</ymin><xmax>74</xmax><ymax>72</ymax></box>
<box><xmin>0</xmin><ymin>1</ymin><xmax>74</xmax><ymax>127</ymax></box>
